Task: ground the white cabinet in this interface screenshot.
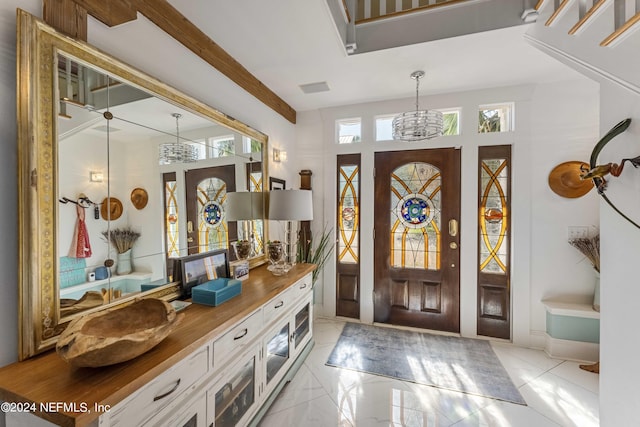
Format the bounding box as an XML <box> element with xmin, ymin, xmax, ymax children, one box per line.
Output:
<box><xmin>4</xmin><ymin>270</ymin><xmax>315</xmax><ymax>427</ymax></box>
<box><xmin>207</xmin><ymin>345</ymin><xmax>261</xmax><ymax>427</ymax></box>
<box><xmin>292</xmin><ymin>299</ymin><xmax>312</xmax><ymax>357</ymax></box>
<box><xmin>264</xmin><ymin>321</ymin><xmax>291</xmax><ymax>389</ymax></box>
<box><xmin>143</xmin><ymin>393</ymin><xmax>207</xmax><ymax>427</ymax></box>
<box><xmin>213</xmin><ymin>309</ymin><xmax>263</xmax><ymax>373</ymax></box>
<box><xmin>108</xmin><ymin>344</ymin><xmax>210</xmax><ymax>427</ymax></box>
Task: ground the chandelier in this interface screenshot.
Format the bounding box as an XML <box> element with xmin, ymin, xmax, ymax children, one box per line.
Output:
<box><xmin>158</xmin><ymin>113</ymin><xmax>198</xmax><ymax>165</ymax></box>
<box><xmin>392</xmin><ymin>71</ymin><xmax>443</xmax><ymax>142</ymax></box>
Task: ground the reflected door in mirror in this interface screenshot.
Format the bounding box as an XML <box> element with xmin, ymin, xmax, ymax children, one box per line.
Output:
<box><xmin>185</xmin><ymin>166</ymin><xmax>237</xmax><ymax>255</ymax></box>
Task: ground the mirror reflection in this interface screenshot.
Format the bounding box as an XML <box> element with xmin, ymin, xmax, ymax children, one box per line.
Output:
<box><xmin>56</xmin><ymin>53</ymin><xmax>266</xmax><ymax>317</ymax></box>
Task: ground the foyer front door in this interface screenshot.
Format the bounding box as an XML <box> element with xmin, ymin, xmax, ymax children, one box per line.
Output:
<box><xmin>373</xmin><ymin>148</ymin><xmax>461</xmax><ymax>332</ymax></box>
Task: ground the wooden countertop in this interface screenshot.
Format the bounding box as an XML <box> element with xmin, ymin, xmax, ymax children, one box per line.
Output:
<box><xmin>0</xmin><ymin>263</ymin><xmax>315</xmax><ymax>427</ymax></box>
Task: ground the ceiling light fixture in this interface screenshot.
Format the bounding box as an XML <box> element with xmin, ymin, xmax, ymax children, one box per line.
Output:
<box><xmin>158</xmin><ymin>113</ymin><xmax>198</xmax><ymax>165</ymax></box>
<box><xmin>392</xmin><ymin>71</ymin><xmax>443</xmax><ymax>142</ymax></box>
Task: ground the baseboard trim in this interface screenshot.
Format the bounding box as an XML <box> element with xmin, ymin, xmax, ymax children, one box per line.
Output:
<box><xmin>544</xmin><ymin>333</ymin><xmax>599</xmax><ymax>362</ymax></box>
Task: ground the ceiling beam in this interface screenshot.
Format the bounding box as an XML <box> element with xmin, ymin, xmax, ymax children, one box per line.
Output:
<box><xmin>135</xmin><ymin>0</ymin><xmax>297</xmax><ymax>124</ymax></box>
<box><xmin>66</xmin><ymin>0</ymin><xmax>137</xmax><ymax>27</ymax></box>
<box><xmin>44</xmin><ymin>0</ymin><xmax>297</xmax><ymax>124</ymax></box>
<box><xmin>43</xmin><ymin>0</ymin><xmax>88</xmax><ymax>41</ymax></box>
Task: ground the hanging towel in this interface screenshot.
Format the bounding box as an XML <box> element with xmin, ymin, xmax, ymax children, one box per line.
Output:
<box><xmin>69</xmin><ymin>204</ymin><xmax>92</xmax><ymax>258</ymax></box>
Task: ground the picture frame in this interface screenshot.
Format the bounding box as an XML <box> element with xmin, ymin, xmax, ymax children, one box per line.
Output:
<box><xmin>172</xmin><ymin>248</ymin><xmax>230</xmax><ymax>297</ymax></box>
<box><xmin>269</xmin><ymin>177</ymin><xmax>286</xmax><ymax>190</ymax></box>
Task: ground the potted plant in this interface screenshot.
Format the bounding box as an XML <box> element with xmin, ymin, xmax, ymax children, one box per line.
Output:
<box><xmin>102</xmin><ymin>227</ymin><xmax>141</xmax><ymax>275</ymax></box>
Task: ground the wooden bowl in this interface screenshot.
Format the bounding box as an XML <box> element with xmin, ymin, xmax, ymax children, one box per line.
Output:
<box><xmin>56</xmin><ymin>298</ymin><xmax>183</xmax><ymax>368</ymax></box>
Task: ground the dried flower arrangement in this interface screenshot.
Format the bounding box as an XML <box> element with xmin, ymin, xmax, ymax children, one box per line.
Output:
<box><xmin>568</xmin><ymin>234</ymin><xmax>600</xmax><ymax>273</ymax></box>
<box><xmin>102</xmin><ymin>227</ymin><xmax>141</xmax><ymax>254</ymax></box>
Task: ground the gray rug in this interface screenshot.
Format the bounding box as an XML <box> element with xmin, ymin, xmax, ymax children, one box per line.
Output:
<box><xmin>326</xmin><ymin>323</ymin><xmax>526</xmax><ymax>405</ymax></box>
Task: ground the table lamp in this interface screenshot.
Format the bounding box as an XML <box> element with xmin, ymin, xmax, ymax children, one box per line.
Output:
<box><xmin>268</xmin><ymin>189</ymin><xmax>313</xmax><ymax>267</ymax></box>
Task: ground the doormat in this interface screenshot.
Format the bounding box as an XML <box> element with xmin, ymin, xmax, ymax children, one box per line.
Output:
<box><xmin>326</xmin><ymin>323</ymin><xmax>526</xmax><ymax>405</ymax></box>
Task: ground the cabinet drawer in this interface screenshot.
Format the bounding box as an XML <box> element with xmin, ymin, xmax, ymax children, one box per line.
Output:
<box><xmin>110</xmin><ymin>344</ymin><xmax>209</xmax><ymax>427</ymax></box>
<box><xmin>213</xmin><ymin>309</ymin><xmax>262</xmax><ymax>371</ymax></box>
<box><xmin>263</xmin><ymin>287</ymin><xmax>293</xmax><ymax>326</ymax></box>
<box><xmin>143</xmin><ymin>391</ymin><xmax>206</xmax><ymax>427</ymax></box>
<box><xmin>289</xmin><ymin>273</ymin><xmax>313</xmax><ymax>304</ymax></box>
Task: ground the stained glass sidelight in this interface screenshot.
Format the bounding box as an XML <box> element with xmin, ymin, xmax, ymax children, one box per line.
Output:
<box><xmin>479</xmin><ymin>158</ymin><xmax>508</xmax><ymax>274</ymax></box>
<box><xmin>338</xmin><ymin>165</ymin><xmax>359</xmax><ymax>264</ymax></box>
<box><xmin>390</xmin><ymin>162</ymin><xmax>441</xmax><ymax>270</ymax></box>
<box><xmin>248</xmin><ymin>168</ymin><xmax>264</xmax><ymax>255</ymax></box>
<box><xmin>197</xmin><ymin>177</ymin><xmax>228</xmax><ymax>252</ymax></box>
<box><xmin>165</xmin><ymin>180</ymin><xmax>179</xmax><ymax>258</ymax></box>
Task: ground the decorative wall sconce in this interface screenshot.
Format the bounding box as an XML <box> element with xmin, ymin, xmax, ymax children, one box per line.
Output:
<box><xmin>273</xmin><ymin>148</ymin><xmax>287</xmax><ymax>163</ymax></box>
<box><xmin>89</xmin><ymin>171</ymin><xmax>104</xmax><ymax>182</ymax></box>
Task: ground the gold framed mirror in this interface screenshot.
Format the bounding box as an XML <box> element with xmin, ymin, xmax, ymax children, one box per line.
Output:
<box><xmin>17</xmin><ymin>10</ymin><xmax>269</xmax><ymax>359</ymax></box>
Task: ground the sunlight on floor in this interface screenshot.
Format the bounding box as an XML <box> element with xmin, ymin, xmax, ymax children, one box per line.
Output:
<box><xmin>530</xmin><ymin>375</ymin><xmax>599</xmax><ymax>427</ymax></box>
<box><xmin>261</xmin><ymin>319</ymin><xmax>600</xmax><ymax>427</ymax></box>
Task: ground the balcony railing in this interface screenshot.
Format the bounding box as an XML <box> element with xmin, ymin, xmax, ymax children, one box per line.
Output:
<box><xmin>539</xmin><ymin>0</ymin><xmax>640</xmax><ymax>46</ymax></box>
<box><xmin>355</xmin><ymin>0</ymin><xmax>474</xmax><ymax>23</ymax></box>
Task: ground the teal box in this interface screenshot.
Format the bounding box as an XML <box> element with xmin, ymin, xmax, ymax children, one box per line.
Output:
<box><xmin>192</xmin><ymin>278</ymin><xmax>242</xmax><ymax>306</ymax></box>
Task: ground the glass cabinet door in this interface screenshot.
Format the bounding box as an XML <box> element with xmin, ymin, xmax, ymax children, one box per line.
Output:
<box><xmin>294</xmin><ymin>302</ymin><xmax>310</xmax><ymax>349</ymax></box>
<box><xmin>214</xmin><ymin>357</ymin><xmax>256</xmax><ymax>427</ymax></box>
<box><xmin>266</xmin><ymin>323</ymin><xmax>290</xmax><ymax>385</ymax></box>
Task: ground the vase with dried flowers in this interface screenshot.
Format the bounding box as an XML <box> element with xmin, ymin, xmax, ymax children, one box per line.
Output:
<box><xmin>102</xmin><ymin>228</ymin><xmax>141</xmax><ymax>275</ymax></box>
<box><xmin>568</xmin><ymin>234</ymin><xmax>600</xmax><ymax>311</ymax></box>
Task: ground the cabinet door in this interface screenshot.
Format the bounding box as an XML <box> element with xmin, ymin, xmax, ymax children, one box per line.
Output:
<box><xmin>292</xmin><ymin>299</ymin><xmax>312</xmax><ymax>354</ymax></box>
<box><xmin>208</xmin><ymin>348</ymin><xmax>259</xmax><ymax>427</ymax></box>
<box><xmin>265</xmin><ymin>322</ymin><xmax>290</xmax><ymax>386</ymax></box>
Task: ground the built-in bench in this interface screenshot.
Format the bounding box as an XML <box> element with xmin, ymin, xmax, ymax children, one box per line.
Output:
<box><xmin>542</xmin><ymin>300</ymin><xmax>600</xmax><ymax>362</ymax></box>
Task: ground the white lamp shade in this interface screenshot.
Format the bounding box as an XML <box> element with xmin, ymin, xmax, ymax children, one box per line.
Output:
<box><xmin>268</xmin><ymin>190</ymin><xmax>313</xmax><ymax>221</ymax></box>
<box><xmin>225</xmin><ymin>192</ymin><xmax>265</xmax><ymax>220</ymax></box>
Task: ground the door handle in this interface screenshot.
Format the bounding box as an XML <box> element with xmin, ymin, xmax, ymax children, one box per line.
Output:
<box><xmin>187</xmin><ymin>237</ymin><xmax>194</xmax><ymax>243</ymax></box>
<box><xmin>187</xmin><ymin>220</ymin><xmax>194</xmax><ymax>233</ymax></box>
<box><xmin>449</xmin><ymin>219</ymin><xmax>458</xmax><ymax>237</ymax></box>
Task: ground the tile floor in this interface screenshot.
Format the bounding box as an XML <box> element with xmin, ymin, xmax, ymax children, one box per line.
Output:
<box><xmin>259</xmin><ymin>318</ymin><xmax>599</xmax><ymax>427</ymax></box>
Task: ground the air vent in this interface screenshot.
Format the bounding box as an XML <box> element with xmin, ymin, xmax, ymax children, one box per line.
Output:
<box><xmin>299</xmin><ymin>81</ymin><xmax>330</xmax><ymax>94</ymax></box>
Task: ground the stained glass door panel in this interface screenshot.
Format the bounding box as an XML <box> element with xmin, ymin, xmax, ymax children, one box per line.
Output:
<box><xmin>477</xmin><ymin>145</ymin><xmax>511</xmax><ymax>339</ymax></box>
<box><xmin>185</xmin><ymin>165</ymin><xmax>236</xmax><ymax>255</ymax></box>
<box><xmin>336</xmin><ymin>154</ymin><xmax>361</xmax><ymax>319</ymax></box>
<box><xmin>374</xmin><ymin>149</ymin><xmax>461</xmax><ymax>333</ymax></box>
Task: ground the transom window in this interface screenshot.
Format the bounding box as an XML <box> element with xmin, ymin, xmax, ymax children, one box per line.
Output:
<box><xmin>337</xmin><ymin>118</ymin><xmax>361</xmax><ymax>144</ymax></box>
<box><xmin>478</xmin><ymin>103</ymin><xmax>513</xmax><ymax>133</ymax></box>
<box><xmin>441</xmin><ymin>109</ymin><xmax>460</xmax><ymax>136</ymax></box>
<box><xmin>375</xmin><ymin>115</ymin><xmax>395</xmax><ymax>141</ymax></box>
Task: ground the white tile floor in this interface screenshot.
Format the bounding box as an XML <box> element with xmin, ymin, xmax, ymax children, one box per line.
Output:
<box><xmin>259</xmin><ymin>318</ymin><xmax>599</xmax><ymax>427</ymax></box>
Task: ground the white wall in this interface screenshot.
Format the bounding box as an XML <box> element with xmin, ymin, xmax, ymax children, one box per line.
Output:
<box><xmin>528</xmin><ymin>80</ymin><xmax>601</xmax><ymax>341</ymax></box>
<box><xmin>297</xmin><ymin>78</ymin><xmax>599</xmax><ymax>346</ymax></box>
<box><xmin>597</xmin><ymin>81</ymin><xmax>640</xmax><ymax>426</ymax></box>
